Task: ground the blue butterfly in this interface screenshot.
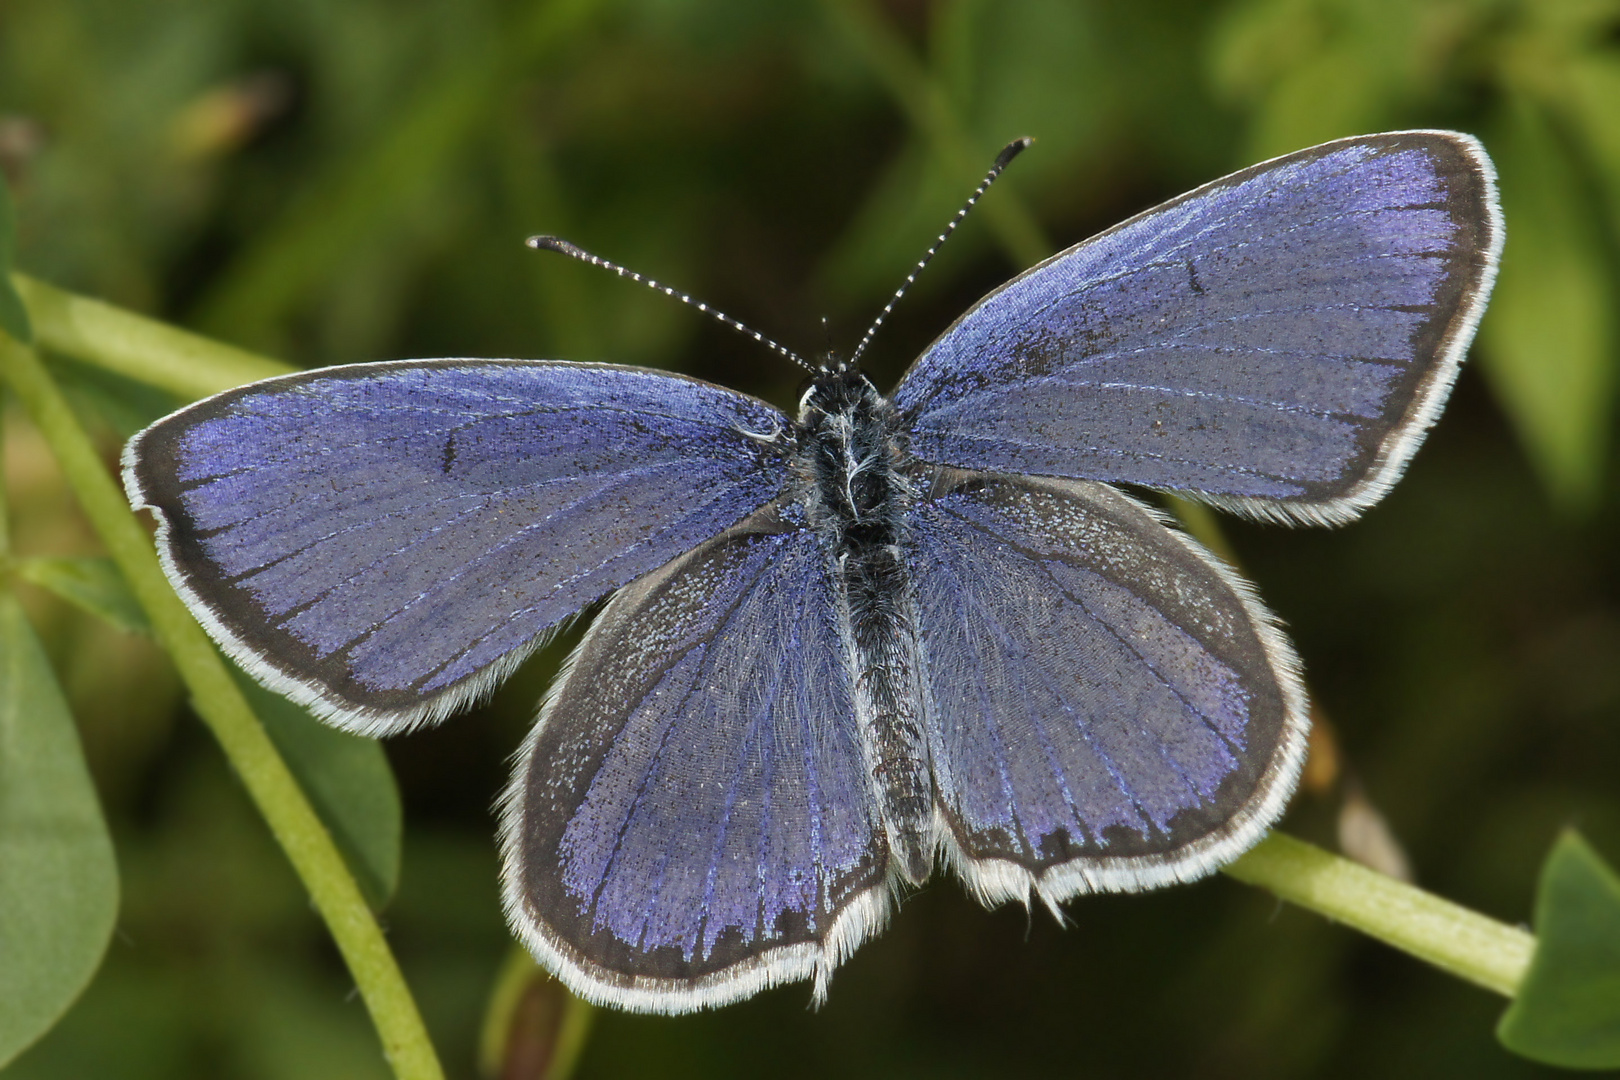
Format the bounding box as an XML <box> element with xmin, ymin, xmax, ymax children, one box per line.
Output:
<box><xmin>123</xmin><ymin>131</ymin><xmax>1501</xmax><ymax>1013</ymax></box>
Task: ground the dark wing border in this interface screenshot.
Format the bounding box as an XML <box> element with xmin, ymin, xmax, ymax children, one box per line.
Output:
<box><xmin>1203</xmin><ymin>132</ymin><xmax>1502</xmax><ymax>525</ymax></box>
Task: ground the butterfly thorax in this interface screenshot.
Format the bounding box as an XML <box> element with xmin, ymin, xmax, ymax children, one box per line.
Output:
<box><xmin>795</xmin><ymin>369</ymin><xmax>934</xmax><ymax>886</ymax></box>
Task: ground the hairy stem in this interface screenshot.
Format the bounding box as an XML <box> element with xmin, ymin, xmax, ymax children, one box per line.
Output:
<box><xmin>1225</xmin><ymin>832</ymin><xmax>1534</xmax><ymax>996</ymax></box>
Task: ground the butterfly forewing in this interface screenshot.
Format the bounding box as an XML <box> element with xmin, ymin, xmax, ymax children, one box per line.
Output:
<box><xmin>893</xmin><ymin>131</ymin><xmax>1501</xmax><ymax>524</ymax></box>
<box><xmin>910</xmin><ymin>471</ymin><xmax>1307</xmax><ymax>905</ymax></box>
<box><xmin>501</xmin><ymin>504</ymin><xmax>890</xmax><ymax>1013</ymax></box>
<box><xmin>123</xmin><ymin>359</ymin><xmax>789</xmax><ymax>735</ymax></box>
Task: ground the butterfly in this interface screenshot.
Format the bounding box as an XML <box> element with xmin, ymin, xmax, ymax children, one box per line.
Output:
<box><xmin>123</xmin><ymin>130</ymin><xmax>1501</xmax><ymax>1013</ymax></box>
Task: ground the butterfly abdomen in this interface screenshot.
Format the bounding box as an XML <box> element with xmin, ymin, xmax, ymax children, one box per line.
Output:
<box><xmin>797</xmin><ymin>369</ymin><xmax>934</xmax><ymax>886</ymax></box>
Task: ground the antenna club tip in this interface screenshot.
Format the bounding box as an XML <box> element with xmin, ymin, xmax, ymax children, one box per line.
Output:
<box><xmin>996</xmin><ymin>137</ymin><xmax>1035</xmax><ymax>169</ymax></box>
<box><xmin>526</xmin><ymin>235</ymin><xmax>576</xmax><ymax>255</ymax></box>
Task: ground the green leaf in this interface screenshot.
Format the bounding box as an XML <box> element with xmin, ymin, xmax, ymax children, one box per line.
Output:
<box><xmin>1498</xmin><ymin>831</ymin><xmax>1620</xmax><ymax>1068</ymax></box>
<box><xmin>0</xmin><ymin>178</ymin><xmax>31</xmax><ymax>345</ymax></box>
<box><xmin>232</xmin><ymin>672</ymin><xmax>402</xmax><ymax>908</ymax></box>
<box><xmin>0</xmin><ymin>591</ymin><xmax>119</xmax><ymax>1068</ymax></box>
<box><xmin>1478</xmin><ymin>95</ymin><xmax>1617</xmax><ymax>513</ymax></box>
<box><xmin>13</xmin><ymin>556</ymin><xmax>151</xmax><ymax>636</ymax></box>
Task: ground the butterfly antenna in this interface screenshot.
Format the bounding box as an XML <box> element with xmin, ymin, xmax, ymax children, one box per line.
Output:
<box><xmin>846</xmin><ymin>137</ymin><xmax>1034</xmax><ymax>368</ymax></box>
<box><xmin>527</xmin><ymin>235</ymin><xmax>815</xmax><ymax>373</ymax></box>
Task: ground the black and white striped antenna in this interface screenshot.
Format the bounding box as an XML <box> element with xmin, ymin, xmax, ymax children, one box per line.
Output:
<box><xmin>526</xmin><ymin>235</ymin><xmax>816</xmax><ymax>374</ymax></box>
<box><xmin>846</xmin><ymin>137</ymin><xmax>1033</xmax><ymax>368</ymax></box>
<box><xmin>528</xmin><ymin>136</ymin><xmax>1033</xmax><ymax>374</ymax></box>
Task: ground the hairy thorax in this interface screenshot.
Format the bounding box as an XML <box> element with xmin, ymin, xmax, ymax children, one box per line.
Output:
<box><xmin>793</xmin><ymin>368</ymin><xmax>933</xmax><ymax>885</ymax></box>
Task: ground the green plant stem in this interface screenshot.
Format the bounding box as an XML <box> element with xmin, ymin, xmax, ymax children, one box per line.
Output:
<box><xmin>12</xmin><ymin>274</ymin><xmax>292</xmax><ymax>399</ymax></box>
<box><xmin>0</xmin><ymin>335</ymin><xmax>443</xmax><ymax>1080</ymax></box>
<box><xmin>1226</xmin><ymin>832</ymin><xmax>1535</xmax><ymax>997</ymax></box>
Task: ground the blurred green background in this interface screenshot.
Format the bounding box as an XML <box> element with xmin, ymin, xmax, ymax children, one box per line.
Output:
<box><xmin>3</xmin><ymin>0</ymin><xmax>1620</xmax><ymax>1076</ymax></box>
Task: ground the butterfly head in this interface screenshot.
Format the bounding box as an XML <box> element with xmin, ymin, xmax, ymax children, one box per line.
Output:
<box><xmin>796</xmin><ymin>362</ymin><xmax>883</xmax><ymax>423</ymax></box>
<box><xmin>818</xmin><ymin>348</ymin><xmax>853</xmax><ymax>375</ymax></box>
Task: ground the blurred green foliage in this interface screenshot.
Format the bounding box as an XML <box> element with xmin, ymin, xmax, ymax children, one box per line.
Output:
<box><xmin>0</xmin><ymin>178</ymin><xmax>31</xmax><ymax>341</ymax></box>
<box><xmin>2</xmin><ymin>0</ymin><xmax>1620</xmax><ymax>1076</ymax></box>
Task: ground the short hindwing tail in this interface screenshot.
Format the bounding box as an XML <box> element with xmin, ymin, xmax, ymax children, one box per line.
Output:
<box><xmin>895</xmin><ymin>131</ymin><xmax>1501</xmax><ymax>524</ymax></box>
<box><xmin>909</xmin><ymin>470</ymin><xmax>1308</xmax><ymax>907</ymax></box>
<box><xmin>122</xmin><ymin>359</ymin><xmax>791</xmax><ymax>736</ymax></box>
<box><xmin>500</xmin><ymin>504</ymin><xmax>892</xmax><ymax>1013</ymax></box>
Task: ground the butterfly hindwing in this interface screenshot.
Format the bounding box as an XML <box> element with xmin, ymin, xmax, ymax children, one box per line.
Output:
<box><xmin>893</xmin><ymin>131</ymin><xmax>1501</xmax><ymax>524</ymax></box>
<box><xmin>909</xmin><ymin>470</ymin><xmax>1307</xmax><ymax>906</ymax></box>
<box><xmin>500</xmin><ymin>503</ymin><xmax>890</xmax><ymax>1013</ymax></box>
<box><xmin>122</xmin><ymin>359</ymin><xmax>790</xmax><ymax>735</ymax></box>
